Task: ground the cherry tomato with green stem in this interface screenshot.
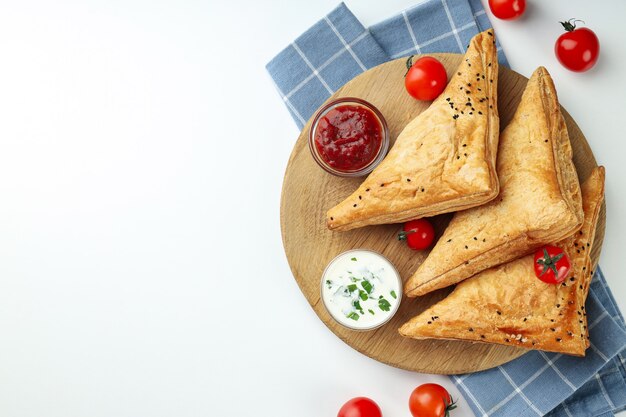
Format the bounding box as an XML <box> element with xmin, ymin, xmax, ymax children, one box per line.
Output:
<box><xmin>534</xmin><ymin>245</ymin><xmax>571</xmax><ymax>284</ymax></box>
<box><xmin>409</xmin><ymin>383</ymin><xmax>457</xmax><ymax>417</ymax></box>
<box><xmin>398</xmin><ymin>219</ymin><xmax>435</xmax><ymax>250</ymax></box>
<box><xmin>555</xmin><ymin>19</ymin><xmax>600</xmax><ymax>72</ymax></box>
<box><xmin>405</xmin><ymin>56</ymin><xmax>448</xmax><ymax>101</ymax></box>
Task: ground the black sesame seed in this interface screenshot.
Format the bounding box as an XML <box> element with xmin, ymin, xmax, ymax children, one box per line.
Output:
<box><xmin>473</xmin><ymin>237</ymin><xmax>477</xmax><ymax>240</ymax></box>
<box><xmin>330</xmin><ymin>217</ymin><xmax>334</xmax><ymax>220</ymax></box>
<box><xmin>478</xmin><ymin>111</ymin><xmax>483</xmax><ymax>115</ymax></box>
<box><xmin>365</xmin><ymin>188</ymin><xmax>370</xmax><ymax>192</ymax></box>
<box><xmin>469</xmin><ymin>328</ymin><xmax>474</xmax><ymax>332</ymax></box>
<box><xmin>465</xmin><ymin>90</ymin><xmax>471</xmax><ymax>94</ymax></box>
<box><xmin>457</xmin><ymin>72</ymin><xmax>461</xmax><ymax>76</ymax></box>
<box><xmin>550</xmin><ymin>328</ymin><xmax>556</xmax><ymax>331</ymax></box>
<box><xmin>447</xmin><ymin>239</ymin><xmax>452</xmax><ymax>243</ymax></box>
<box><xmin>523</xmin><ymin>318</ymin><xmax>527</xmax><ymax>322</ymax></box>
<box><xmin>427</xmin><ymin>321</ymin><xmax>432</xmax><ymax>324</ymax></box>
<box><xmin>465</xmin><ymin>245</ymin><xmax>468</xmax><ymax>249</ymax></box>
<box><xmin>462</xmin><ymin>144</ymin><xmax>467</xmax><ymax>147</ymax></box>
<box><xmin>505</xmin><ymin>338</ymin><xmax>510</xmax><ymax>342</ymax></box>
<box><xmin>421</xmin><ymin>188</ymin><xmax>425</xmax><ymax>192</ymax></box>
<box><xmin>480</xmin><ymin>335</ymin><xmax>485</xmax><ymax>339</ymax></box>
<box><xmin>406</xmin><ymin>179</ymin><xmax>411</xmax><ymax>182</ymax></box>
<box><xmin>446</xmin><ymin>97</ymin><xmax>451</xmax><ymax>101</ymax></box>
<box><xmin>556</xmin><ymin>304</ymin><xmax>560</xmax><ymax>308</ymax></box>
<box><xmin>556</xmin><ymin>338</ymin><xmax>562</xmax><ymax>342</ymax></box>
<box><xmin>496</xmin><ymin>310</ymin><xmax>501</xmax><ymax>315</ymax></box>
<box><xmin>353</xmin><ymin>204</ymin><xmax>357</xmax><ymax>207</ymax></box>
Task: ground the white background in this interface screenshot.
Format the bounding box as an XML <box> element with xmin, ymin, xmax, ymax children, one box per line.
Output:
<box><xmin>0</xmin><ymin>1</ymin><xmax>624</xmax><ymax>416</ymax></box>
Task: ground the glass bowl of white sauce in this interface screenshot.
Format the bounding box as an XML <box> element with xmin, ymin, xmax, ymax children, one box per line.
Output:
<box><xmin>320</xmin><ymin>249</ymin><xmax>402</xmax><ymax>331</ymax></box>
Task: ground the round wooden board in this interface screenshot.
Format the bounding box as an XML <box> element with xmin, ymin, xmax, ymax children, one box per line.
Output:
<box><xmin>280</xmin><ymin>53</ymin><xmax>606</xmax><ymax>374</ymax></box>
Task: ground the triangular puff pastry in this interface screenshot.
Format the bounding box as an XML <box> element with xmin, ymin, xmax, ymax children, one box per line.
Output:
<box><xmin>404</xmin><ymin>66</ymin><xmax>583</xmax><ymax>297</ymax></box>
<box><xmin>326</xmin><ymin>30</ymin><xmax>500</xmax><ymax>231</ymax></box>
<box><xmin>399</xmin><ymin>167</ymin><xmax>605</xmax><ymax>356</ymax></box>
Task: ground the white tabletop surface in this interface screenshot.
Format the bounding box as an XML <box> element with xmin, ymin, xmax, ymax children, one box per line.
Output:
<box><xmin>0</xmin><ymin>1</ymin><xmax>624</xmax><ymax>416</ymax></box>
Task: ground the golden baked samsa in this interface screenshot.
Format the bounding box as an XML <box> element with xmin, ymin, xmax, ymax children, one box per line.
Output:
<box><xmin>399</xmin><ymin>167</ymin><xmax>604</xmax><ymax>356</ymax></box>
<box><xmin>326</xmin><ymin>30</ymin><xmax>499</xmax><ymax>231</ymax></box>
<box><xmin>404</xmin><ymin>66</ymin><xmax>583</xmax><ymax>297</ymax></box>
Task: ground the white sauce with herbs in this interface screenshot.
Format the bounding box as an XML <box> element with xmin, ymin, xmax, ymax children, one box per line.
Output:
<box><xmin>321</xmin><ymin>250</ymin><xmax>401</xmax><ymax>330</ymax></box>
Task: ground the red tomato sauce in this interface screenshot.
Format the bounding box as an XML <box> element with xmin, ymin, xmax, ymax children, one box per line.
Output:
<box><xmin>314</xmin><ymin>105</ymin><xmax>383</xmax><ymax>171</ymax></box>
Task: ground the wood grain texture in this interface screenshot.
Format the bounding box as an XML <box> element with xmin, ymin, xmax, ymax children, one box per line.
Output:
<box><xmin>280</xmin><ymin>53</ymin><xmax>605</xmax><ymax>374</ymax></box>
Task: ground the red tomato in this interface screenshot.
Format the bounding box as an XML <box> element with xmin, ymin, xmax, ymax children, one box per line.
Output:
<box><xmin>409</xmin><ymin>384</ymin><xmax>457</xmax><ymax>417</ymax></box>
<box><xmin>488</xmin><ymin>0</ymin><xmax>526</xmax><ymax>20</ymax></box>
<box><xmin>555</xmin><ymin>20</ymin><xmax>600</xmax><ymax>72</ymax></box>
<box><xmin>398</xmin><ymin>219</ymin><xmax>435</xmax><ymax>250</ymax></box>
<box><xmin>405</xmin><ymin>56</ymin><xmax>448</xmax><ymax>101</ymax></box>
<box><xmin>337</xmin><ymin>397</ymin><xmax>382</xmax><ymax>417</ymax></box>
<box><xmin>534</xmin><ymin>245</ymin><xmax>571</xmax><ymax>284</ymax></box>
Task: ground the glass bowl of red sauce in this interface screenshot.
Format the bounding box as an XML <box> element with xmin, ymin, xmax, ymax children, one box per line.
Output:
<box><xmin>309</xmin><ymin>97</ymin><xmax>389</xmax><ymax>177</ymax></box>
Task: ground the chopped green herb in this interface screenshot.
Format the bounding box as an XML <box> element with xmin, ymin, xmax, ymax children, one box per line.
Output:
<box><xmin>351</xmin><ymin>257</ymin><xmax>357</xmax><ymax>261</ymax></box>
<box><xmin>353</xmin><ymin>300</ymin><xmax>364</xmax><ymax>314</ymax></box>
<box><xmin>390</xmin><ymin>290</ymin><xmax>397</xmax><ymax>299</ymax></box>
<box><xmin>378</xmin><ymin>297</ymin><xmax>391</xmax><ymax>312</ymax></box>
<box><xmin>347</xmin><ymin>284</ymin><xmax>357</xmax><ymax>293</ymax></box>
<box><xmin>368</xmin><ymin>309</ymin><xmax>375</xmax><ymax>315</ymax></box>
<box><xmin>350</xmin><ymin>276</ymin><xmax>359</xmax><ymax>282</ymax></box>
<box><xmin>347</xmin><ymin>312</ymin><xmax>360</xmax><ymax>321</ymax></box>
<box><xmin>359</xmin><ymin>290</ymin><xmax>368</xmax><ymax>301</ymax></box>
<box><xmin>361</xmin><ymin>280</ymin><xmax>373</xmax><ymax>294</ymax></box>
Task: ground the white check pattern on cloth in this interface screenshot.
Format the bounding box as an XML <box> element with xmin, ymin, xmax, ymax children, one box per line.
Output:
<box><xmin>453</xmin><ymin>269</ymin><xmax>626</xmax><ymax>417</ymax></box>
<box><xmin>266</xmin><ymin>0</ymin><xmax>508</xmax><ymax>129</ymax></box>
<box><xmin>266</xmin><ymin>2</ymin><xmax>626</xmax><ymax>416</ymax></box>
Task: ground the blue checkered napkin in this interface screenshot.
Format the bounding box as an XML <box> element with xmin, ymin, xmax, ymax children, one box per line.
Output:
<box><xmin>266</xmin><ymin>0</ymin><xmax>507</xmax><ymax>130</ymax></box>
<box><xmin>454</xmin><ymin>269</ymin><xmax>626</xmax><ymax>417</ymax></box>
<box><xmin>368</xmin><ymin>0</ymin><xmax>508</xmax><ymax>66</ymax></box>
<box><xmin>266</xmin><ymin>3</ymin><xmax>388</xmax><ymax>129</ymax></box>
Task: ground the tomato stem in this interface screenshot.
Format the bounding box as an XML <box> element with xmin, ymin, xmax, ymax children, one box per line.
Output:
<box><xmin>560</xmin><ymin>18</ymin><xmax>585</xmax><ymax>32</ymax></box>
<box><xmin>444</xmin><ymin>397</ymin><xmax>458</xmax><ymax>417</ymax></box>
<box><xmin>397</xmin><ymin>230</ymin><xmax>415</xmax><ymax>241</ymax></box>
<box><xmin>405</xmin><ymin>55</ymin><xmax>414</xmax><ymax>77</ymax></box>
<box><xmin>536</xmin><ymin>248</ymin><xmax>564</xmax><ymax>277</ymax></box>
